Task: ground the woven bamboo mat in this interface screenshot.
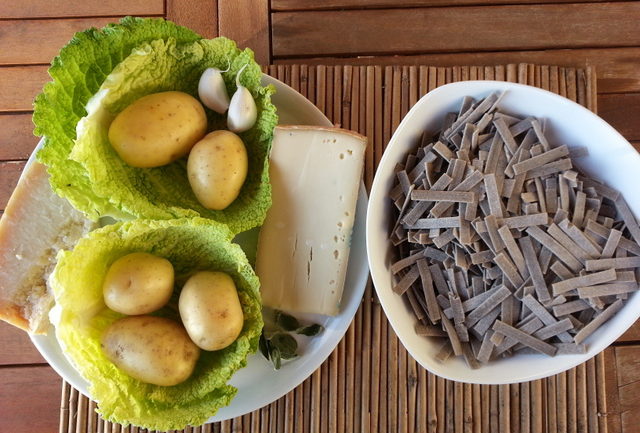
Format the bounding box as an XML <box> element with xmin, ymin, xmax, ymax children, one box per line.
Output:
<box><xmin>59</xmin><ymin>63</ymin><xmax>607</xmax><ymax>433</ymax></box>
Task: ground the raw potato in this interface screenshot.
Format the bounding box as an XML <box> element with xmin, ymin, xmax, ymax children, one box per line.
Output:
<box><xmin>108</xmin><ymin>91</ymin><xmax>207</xmax><ymax>168</ymax></box>
<box><xmin>103</xmin><ymin>252</ymin><xmax>174</xmax><ymax>315</ymax></box>
<box><xmin>187</xmin><ymin>130</ymin><xmax>248</xmax><ymax>210</ymax></box>
<box><xmin>101</xmin><ymin>316</ymin><xmax>200</xmax><ymax>386</ymax></box>
<box><xmin>179</xmin><ymin>271</ymin><xmax>244</xmax><ymax>350</ymax></box>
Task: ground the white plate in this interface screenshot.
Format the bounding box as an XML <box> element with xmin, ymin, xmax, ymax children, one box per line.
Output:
<box><xmin>367</xmin><ymin>80</ymin><xmax>640</xmax><ymax>384</ymax></box>
<box><xmin>30</xmin><ymin>75</ymin><xmax>369</xmax><ymax>422</ymax></box>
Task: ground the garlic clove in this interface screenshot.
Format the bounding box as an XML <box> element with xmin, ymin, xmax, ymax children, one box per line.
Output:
<box><xmin>198</xmin><ymin>67</ymin><xmax>230</xmax><ymax>113</ymax></box>
<box><xmin>227</xmin><ymin>65</ymin><xmax>257</xmax><ymax>133</ymax></box>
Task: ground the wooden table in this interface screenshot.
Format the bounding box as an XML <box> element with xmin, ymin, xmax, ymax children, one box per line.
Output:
<box><xmin>1</xmin><ymin>1</ymin><xmax>640</xmax><ymax>432</ymax></box>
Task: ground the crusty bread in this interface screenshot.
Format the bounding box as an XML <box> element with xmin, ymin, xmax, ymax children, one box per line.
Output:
<box><xmin>0</xmin><ymin>162</ymin><xmax>95</xmax><ymax>334</ymax></box>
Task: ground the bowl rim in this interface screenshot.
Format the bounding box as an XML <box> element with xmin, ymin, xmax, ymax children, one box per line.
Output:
<box><xmin>366</xmin><ymin>80</ymin><xmax>640</xmax><ymax>384</ymax></box>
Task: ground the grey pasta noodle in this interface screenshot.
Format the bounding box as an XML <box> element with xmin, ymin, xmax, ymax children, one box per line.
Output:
<box><xmin>389</xmin><ymin>92</ymin><xmax>640</xmax><ymax>367</ymax></box>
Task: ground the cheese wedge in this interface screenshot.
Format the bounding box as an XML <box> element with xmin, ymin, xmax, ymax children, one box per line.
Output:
<box><xmin>256</xmin><ymin>125</ymin><xmax>367</xmax><ymax>316</ymax></box>
<box><xmin>0</xmin><ymin>162</ymin><xmax>95</xmax><ymax>333</ymax></box>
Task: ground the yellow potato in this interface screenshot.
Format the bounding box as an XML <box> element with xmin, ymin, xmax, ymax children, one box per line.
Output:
<box><xmin>101</xmin><ymin>316</ymin><xmax>200</xmax><ymax>386</ymax></box>
<box><xmin>108</xmin><ymin>91</ymin><xmax>207</xmax><ymax>168</ymax></box>
<box><xmin>187</xmin><ymin>130</ymin><xmax>248</xmax><ymax>210</ymax></box>
<box><xmin>179</xmin><ymin>271</ymin><xmax>244</xmax><ymax>351</ymax></box>
<box><xmin>103</xmin><ymin>252</ymin><xmax>174</xmax><ymax>315</ymax></box>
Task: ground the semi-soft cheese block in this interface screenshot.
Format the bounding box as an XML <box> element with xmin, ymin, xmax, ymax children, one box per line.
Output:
<box><xmin>256</xmin><ymin>125</ymin><xmax>367</xmax><ymax>316</ymax></box>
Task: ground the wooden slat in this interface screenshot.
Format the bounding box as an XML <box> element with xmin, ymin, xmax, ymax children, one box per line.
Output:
<box><xmin>0</xmin><ymin>113</ymin><xmax>38</xmax><ymax>161</ymax></box>
<box><xmin>272</xmin><ymin>0</ymin><xmax>606</xmax><ymax>11</ymax></box>
<box><xmin>0</xmin><ymin>323</ymin><xmax>46</xmax><ymax>365</ymax></box>
<box><xmin>0</xmin><ymin>18</ymin><xmax>129</xmax><ymax>65</ymax></box>
<box><xmin>218</xmin><ymin>0</ymin><xmax>270</xmax><ymax>65</ymax></box>
<box><xmin>0</xmin><ymin>66</ymin><xmax>51</xmax><ymax>112</ymax></box>
<box><xmin>275</xmin><ymin>47</ymin><xmax>640</xmax><ymax>94</ymax></box>
<box><xmin>618</xmin><ymin>322</ymin><xmax>640</xmax><ymax>342</ymax></box>
<box><xmin>0</xmin><ymin>366</ymin><xmax>60</xmax><ymax>432</ymax></box>
<box><xmin>599</xmin><ymin>93</ymin><xmax>640</xmax><ymax>141</ymax></box>
<box><xmin>0</xmin><ymin>161</ymin><xmax>26</xmax><ymax>210</ymax></box>
<box><xmin>0</xmin><ymin>0</ymin><xmax>163</xmax><ymax>19</ymax></box>
<box><xmin>271</xmin><ymin>4</ymin><xmax>640</xmax><ymax>58</ymax></box>
<box><xmin>615</xmin><ymin>346</ymin><xmax>640</xmax><ymax>433</ymax></box>
<box><xmin>615</xmin><ymin>346</ymin><xmax>640</xmax><ymax>388</ymax></box>
<box><xmin>603</xmin><ymin>348</ymin><xmax>621</xmax><ymax>433</ymax></box>
<box><xmin>166</xmin><ymin>0</ymin><xmax>217</xmax><ymax>38</ymax></box>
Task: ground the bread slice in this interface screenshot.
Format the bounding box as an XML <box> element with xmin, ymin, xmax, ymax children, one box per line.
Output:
<box><xmin>0</xmin><ymin>162</ymin><xmax>95</xmax><ymax>334</ymax></box>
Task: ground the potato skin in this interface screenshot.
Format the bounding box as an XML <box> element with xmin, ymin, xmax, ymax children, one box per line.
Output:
<box><xmin>101</xmin><ymin>316</ymin><xmax>200</xmax><ymax>386</ymax></box>
<box><xmin>108</xmin><ymin>91</ymin><xmax>207</xmax><ymax>168</ymax></box>
<box><xmin>103</xmin><ymin>252</ymin><xmax>174</xmax><ymax>315</ymax></box>
<box><xmin>187</xmin><ymin>130</ymin><xmax>248</xmax><ymax>210</ymax></box>
<box><xmin>179</xmin><ymin>271</ymin><xmax>244</xmax><ymax>351</ymax></box>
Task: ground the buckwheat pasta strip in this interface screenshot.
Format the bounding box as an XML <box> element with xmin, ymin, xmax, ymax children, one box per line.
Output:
<box><xmin>574</xmin><ymin>300</ymin><xmax>624</xmax><ymax>344</ymax></box>
<box><xmin>521</xmin><ymin>295</ymin><xmax>573</xmax><ymax>343</ymax></box>
<box><xmin>577</xmin><ymin>284</ymin><xmax>639</xmax><ymax>299</ymax></box>
<box><xmin>411</xmin><ymin>190</ymin><xmax>475</xmax><ymax>203</ymax></box>
<box><xmin>557</xmin><ymin>219</ymin><xmax>602</xmax><ymax>257</ymax></box>
<box><xmin>585</xmin><ymin>257</ymin><xmax>640</xmax><ymax>271</ymax></box>
<box><xmin>464</xmin><ymin>286</ymin><xmax>511</xmax><ymax>328</ymax></box>
<box><xmin>512</xmin><ymin>145</ymin><xmax>569</xmax><ymax>175</ymax></box>
<box><xmin>585</xmin><ymin>220</ymin><xmax>640</xmax><ymax>255</ymax></box>
<box><xmin>415</xmin><ymin>323</ymin><xmax>447</xmax><ymax>338</ymax></box>
<box><xmin>410</xmin><ymin>217</ymin><xmax>461</xmax><ymax>230</ymax></box>
<box><xmin>492</xmin><ymin>320</ymin><xmax>557</xmax><ymax>356</ymax></box>
<box><xmin>551</xmin><ymin>268</ymin><xmax>617</xmax><ymax>296</ymax></box>
<box><xmin>525</xmin><ymin>158</ymin><xmax>573</xmax><ymax>180</ymax></box>
<box><xmin>553</xmin><ymin>300</ymin><xmax>592</xmax><ymax>317</ymax></box>
<box><xmin>492</xmin><ymin>317</ymin><xmax>544</xmax><ymax>356</ymax></box>
<box><xmin>494</xmin><ymin>252</ymin><xmax>524</xmax><ymax>286</ymax></box>
<box><xmin>471</xmin><ymin>305</ymin><xmax>501</xmax><ymax>340</ymax></box>
<box><xmin>392</xmin><ymin>266</ymin><xmax>420</xmax><ymax>295</ymax></box>
<box><xmin>546</xmin><ymin>223</ymin><xmax>591</xmax><ymax>262</ymax></box>
<box><xmin>519</xmin><ymin>236</ymin><xmax>551</xmax><ymax>302</ymax></box>
<box><xmin>406</xmin><ymin>288</ymin><xmax>427</xmax><ymax>321</ymax></box>
<box><xmin>498</xmin><ymin>225</ymin><xmax>527</xmax><ymax>277</ymax></box>
<box><xmin>526</xmin><ymin>226</ymin><xmax>582</xmax><ymax>273</ymax></box>
<box><xmin>554</xmin><ymin>343</ymin><xmax>587</xmax><ymax>354</ymax></box>
<box><xmin>600</xmin><ymin>229</ymin><xmax>623</xmax><ymax>259</ymax></box>
<box><xmin>430</xmin><ymin>171</ymin><xmax>484</xmax><ymax>217</ymax></box>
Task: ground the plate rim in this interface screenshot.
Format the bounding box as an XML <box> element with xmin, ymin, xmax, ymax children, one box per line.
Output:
<box><xmin>29</xmin><ymin>73</ymin><xmax>370</xmax><ymax>422</ymax></box>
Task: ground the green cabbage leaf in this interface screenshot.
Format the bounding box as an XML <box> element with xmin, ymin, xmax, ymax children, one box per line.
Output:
<box><xmin>51</xmin><ymin>218</ymin><xmax>263</xmax><ymax>430</ymax></box>
<box><xmin>34</xmin><ymin>17</ymin><xmax>278</xmax><ymax>233</ymax></box>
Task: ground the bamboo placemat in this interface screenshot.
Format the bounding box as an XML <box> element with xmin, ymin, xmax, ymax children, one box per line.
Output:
<box><xmin>59</xmin><ymin>63</ymin><xmax>607</xmax><ymax>433</ymax></box>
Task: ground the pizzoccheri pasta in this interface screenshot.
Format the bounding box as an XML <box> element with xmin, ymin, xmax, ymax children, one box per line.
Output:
<box><xmin>389</xmin><ymin>92</ymin><xmax>640</xmax><ymax>367</ymax></box>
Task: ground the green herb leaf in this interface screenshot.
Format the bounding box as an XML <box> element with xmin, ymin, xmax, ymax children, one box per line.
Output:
<box><xmin>259</xmin><ymin>333</ymin><xmax>270</xmax><ymax>360</ymax></box>
<box><xmin>269</xmin><ymin>345</ymin><xmax>282</xmax><ymax>370</ymax></box>
<box><xmin>275</xmin><ymin>310</ymin><xmax>301</xmax><ymax>331</ymax></box>
<box><xmin>270</xmin><ymin>332</ymin><xmax>298</xmax><ymax>359</ymax></box>
<box><xmin>296</xmin><ymin>324</ymin><xmax>324</xmax><ymax>336</ymax></box>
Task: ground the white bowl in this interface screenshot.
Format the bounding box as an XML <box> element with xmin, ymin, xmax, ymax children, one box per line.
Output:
<box><xmin>366</xmin><ymin>80</ymin><xmax>640</xmax><ymax>384</ymax></box>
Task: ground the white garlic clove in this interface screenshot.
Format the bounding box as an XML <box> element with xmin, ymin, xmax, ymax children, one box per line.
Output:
<box><xmin>198</xmin><ymin>67</ymin><xmax>230</xmax><ymax>113</ymax></box>
<box><xmin>227</xmin><ymin>65</ymin><xmax>257</xmax><ymax>133</ymax></box>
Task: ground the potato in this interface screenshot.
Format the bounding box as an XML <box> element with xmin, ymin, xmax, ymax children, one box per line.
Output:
<box><xmin>108</xmin><ymin>91</ymin><xmax>207</xmax><ymax>168</ymax></box>
<box><xmin>187</xmin><ymin>130</ymin><xmax>248</xmax><ymax>210</ymax></box>
<box><xmin>101</xmin><ymin>316</ymin><xmax>200</xmax><ymax>386</ymax></box>
<box><xmin>103</xmin><ymin>252</ymin><xmax>174</xmax><ymax>315</ymax></box>
<box><xmin>179</xmin><ymin>271</ymin><xmax>244</xmax><ymax>350</ymax></box>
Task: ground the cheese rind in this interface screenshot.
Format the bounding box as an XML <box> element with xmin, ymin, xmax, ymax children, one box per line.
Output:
<box><xmin>256</xmin><ymin>126</ymin><xmax>367</xmax><ymax>316</ymax></box>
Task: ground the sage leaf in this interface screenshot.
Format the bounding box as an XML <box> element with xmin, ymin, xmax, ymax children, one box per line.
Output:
<box><xmin>297</xmin><ymin>323</ymin><xmax>324</xmax><ymax>336</ymax></box>
<box><xmin>275</xmin><ymin>310</ymin><xmax>301</xmax><ymax>331</ymax></box>
<box><xmin>270</xmin><ymin>332</ymin><xmax>298</xmax><ymax>359</ymax></box>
